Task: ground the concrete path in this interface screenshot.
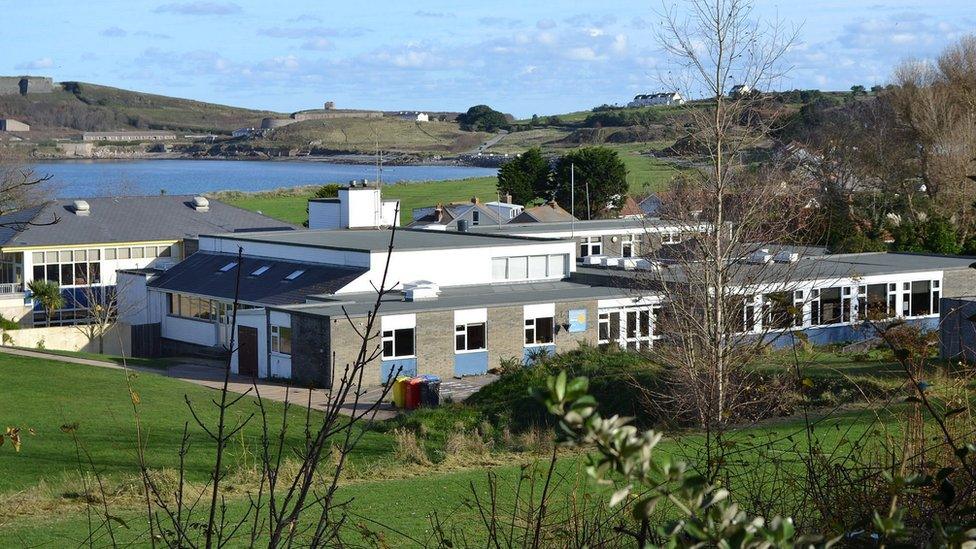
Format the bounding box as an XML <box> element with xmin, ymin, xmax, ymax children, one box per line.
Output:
<box><xmin>0</xmin><ymin>347</ymin><xmax>497</xmax><ymax>421</ymax></box>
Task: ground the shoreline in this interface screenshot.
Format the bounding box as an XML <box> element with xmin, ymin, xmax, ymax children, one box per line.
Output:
<box><xmin>32</xmin><ymin>151</ymin><xmax>505</xmax><ymax>168</ymax></box>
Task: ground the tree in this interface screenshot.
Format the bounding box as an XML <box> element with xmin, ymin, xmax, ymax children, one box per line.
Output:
<box><xmin>27</xmin><ymin>279</ymin><xmax>65</xmax><ymax>327</ymax></box>
<box><xmin>496</xmin><ymin>147</ymin><xmax>550</xmax><ymax>205</ymax></box>
<box><xmin>551</xmin><ymin>147</ymin><xmax>628</xmax><ymax>219</ymax></box>
<box><xmin>456</xmin><ymin>104</ymin><xmax>509</xmax><ymax>132</ymax></box>
<box><xmin>850</xmin><ymin>84</ymin><xmax>866</xmax><ymax>96</ymax></box>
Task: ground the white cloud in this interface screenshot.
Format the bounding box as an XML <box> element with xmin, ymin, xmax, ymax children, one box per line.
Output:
<box><xmin>155</xmin><ymin>1</ymin><xmax>241</xmax><ymax>15</ymax></box>
<box><xmin>16</xmin><ymin>57</ymin><xmax>54</xmax><ymax>70</ymax></box>
<box><xmin>302</xmin><ymin>38</ymin><xmax>333</xmax><ymax>51</ymax></box>
<box><xmin>101</xmin><ymin>26</ymin><xmax>127</xmax><ymax>37</ymax></box>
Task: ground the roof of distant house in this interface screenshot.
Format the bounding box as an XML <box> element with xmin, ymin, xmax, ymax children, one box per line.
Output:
<box><xmin>510</xmin><ymin>201</ymin><xmax>578</xmax><ymax>224</ymax></box>
<box><xmin>408</xmin><ymin>202</ymin><xmax>503</xmax><ymax>227</ymax></box>
<box><xmin>0</xmin><ymin>195</ymin><xmax>296</xmax><ymax>249</ymax></box>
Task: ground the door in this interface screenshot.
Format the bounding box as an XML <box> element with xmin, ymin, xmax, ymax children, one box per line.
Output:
<box><xmin>238</xmin><ymin>326</ymin><xmax>259</xmax><ymax>377</ymax></box>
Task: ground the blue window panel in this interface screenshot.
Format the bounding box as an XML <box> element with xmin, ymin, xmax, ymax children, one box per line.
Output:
<box><xmin>523</xmin><ymin>345</ymin><xmax>556</xmax><ymax>365</ymax></box>
<box><xmin>454</xmin><ymin>351</ymin><xmax>489</xmax><ymax>376</ymax></box>
<box><xmin>768</xmin><ymin>317</ymin><xmax>940</xmax><ymax>349</ymax></box>
<box><xmin>381</xmin><ymin>358</ymin><xmax>417</xmax><ymax>383</ymax></box>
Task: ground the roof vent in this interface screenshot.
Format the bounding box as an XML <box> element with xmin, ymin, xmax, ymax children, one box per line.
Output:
<box><xmin>72</xmin><ymin>200</ymin><xmax>90</xmax><ymax>216</ymax></box>
<box><xmin>773</xmin><ymin>251</ymin><xmax>799</xmax><ymax>263</ymax></box>
<box><xmin>192</xmin><ymin>196</ymin><xmax>210</xmax><ymax>212</ymax></box>
<box><xmin>746</xmin><ymin>249</ymin><xmax>773</xmax><ymax>264</ymax></box>
<box><xmin>403</xmin><ymin>280</ymin><xmax>440</xmax><ymax>301</ymax></box>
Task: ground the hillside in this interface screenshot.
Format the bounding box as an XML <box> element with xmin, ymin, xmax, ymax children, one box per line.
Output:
<box><xmin>0</xmin><ymin>81</ymin><xmax>282</xmax><ymax>136</ymax></box>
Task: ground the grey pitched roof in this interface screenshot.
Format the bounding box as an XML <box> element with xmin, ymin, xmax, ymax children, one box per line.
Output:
<box><xmin>0</xmin><ymin>196</ymin><xmax>295</xmax><ymax>249</ymax></box>
<box><xmin>408</xmin><ymin>203</ymin><xmax>503</xmax><ymax>227</ymax></box>
<box><xmin>148</xmin><ymin>252</ymin><xmax>367</xmax><ymax>306</ymax></box>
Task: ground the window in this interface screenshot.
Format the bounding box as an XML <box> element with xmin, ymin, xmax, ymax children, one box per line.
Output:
<box><xmin>621</xmin><ymin>235</ymin><xmax>636</xmax><ymax>258</ymax></box>
<box><xmin>455</xmin><ymin>323</ymin><xmax>486</xmax><ymax>351</ymax></box>
<box><xmin>472</xmin><ymin>211</ymin><xmax>480</xmax><ymax>225</ymax></box>
<box><xmin>492</xmin><ymin>255</ymin><xmax>568</xmax><ymax>281</ymax></box>
<box><xmin>382</xmin><ymin>328</ymin><xmax>415</xmax><ymax>358</ymax></box>
<box><xmin>524</xmin><ymin>317</ymin><xmax>554</xmax><ymax>345</ymax></box>
<box><xmin>105</xmin><ymin>248</ymin><xmax>117</xmax><ymax>260</ymax></box>
<box><xmin>910</xmin><ymin>280</ymin><xmax>932</xmax><ymax>317</ymax></box>
<box><xmin>766</xmin><ymin>292</ymin><xmax>795</xmax><ymax>330</ymax></box>
<box><xmin>157</xmin><ymin>246</ymin><xmax>172</xmax><ymax>258</ymax></box>
<box><xmin>285</xmin><ymin>269</ymin><xmax>304</xmax><ymax>280</ymax></box>
<box><xmin>818</xmin><ymin>287</ymin><xmax>842</xmax><ymax>325</ymax></box>
<box><xmin>864</xmin><ymin>283</ymin><xmax>888</xmax><ymax>319</ymax></box>
<box><xmin>117</xmin><ymin>247</ymin><xmax>131</xmax><ymax>260</ymax></box>
<box><xmin>219</xmin><ymin>262</ymin><xmax>237</xmax><ymax>272</ymax></box>
<box><xmin>30</xmin><ymin>248</ymin><xmax>102</xmax><ymax>286</ymax></box>
<box><xmin>661</xmin><ymin>232</ymin><xmax>681</xmax><ymax>245</ymax></box>
<box><xmin>131</xmin><ymin>247</ymin><xmax>145</xmax><ymax>259</ymax></box>
<box><xmin>251</xmin><ymin>265</ymin><xmax>270</xmax><ymax>276</ymax></box>
<box><xmin>271</xmin><ymin>325</ymin><xmax>292</xmax><ymax>355</ymax></box>
<box><xmin>580</xmin><ymin>236</ymin><xmax>602</xmax><ymax>257</ymax></box>
<box><xmin>169</xmin><ymin>293</ymin><xmax>214</xmax><ymax>321</ymax></box>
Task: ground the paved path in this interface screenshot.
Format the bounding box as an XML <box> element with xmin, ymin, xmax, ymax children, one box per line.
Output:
<box><xmin>464</xmin><ymin>130</ymin><xmax>508</xmax><ymax>155</ymax></box>
<box><xmin>1</xmin><ymin>347</ymin><xmax>496</xmax><ymax>421</ymax></box>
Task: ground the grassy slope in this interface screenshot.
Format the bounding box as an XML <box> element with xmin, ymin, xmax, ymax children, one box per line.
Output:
<box><xmin>262</xmin><ymin>117</ymin><xmax>490</xmax><ymax>155</ymax></box>
<box><xmin>0</xmin><ymin>353</ymin><xmax>392</xmax><ymax>494</ymax></box>
<box><xmin>0</xmin><ymin>82</ymin><xmax>281</xmax><ymax>134</ymax></box>
<box><xmin>223</xmin><ymin>176</ymin><xmax>500</xmax><ymax>226</ymax></box>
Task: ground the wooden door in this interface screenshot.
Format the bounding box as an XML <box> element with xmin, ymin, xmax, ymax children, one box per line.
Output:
<box><xmin>238</xmin><ymin>326</ymin><xmax>259</xmax><ymax>377</ymax></box>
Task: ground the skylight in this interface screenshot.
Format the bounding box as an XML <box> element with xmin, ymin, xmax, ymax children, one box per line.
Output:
<box><xmin>219</xmin><ymin>262</ymin><xmax>237</xmax><ymax>272</ymax></box>
<box><xmin>251</xmin><ymin>265</ymin><xmax>270</xmax><ymax>276</ymax></box>
<box><xmin>284</xmin><ymin>269</ymin><xmax>305</xmax><ymax>281</ymax></box>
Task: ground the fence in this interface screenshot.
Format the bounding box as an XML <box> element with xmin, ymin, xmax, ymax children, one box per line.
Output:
<box><xmin>0</xmin><ymin>323</ymin><xmax>131</xmax><ymax>356</ymax></box>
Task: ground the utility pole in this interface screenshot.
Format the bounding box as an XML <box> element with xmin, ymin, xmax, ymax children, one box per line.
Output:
<box><xmin>571</xmin><ymin>162</ymin><xmax>575</xmax><ymax>238</ymax></box>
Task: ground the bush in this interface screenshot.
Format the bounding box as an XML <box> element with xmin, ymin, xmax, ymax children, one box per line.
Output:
<box><xmin>0</xmin><ymin>314</ymin><xmax>20</xmax><ymax>331</ymax></box>
<box><xmin>314</xmin><ymin>184</ymin><xmax>342</xmax><ymax>199</ymax></box>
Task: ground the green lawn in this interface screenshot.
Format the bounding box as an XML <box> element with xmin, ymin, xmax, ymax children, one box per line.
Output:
<box><xmin>222</xmin><ymin>176</ymin><xmax>500</xmax><ymax>225</ymax></box>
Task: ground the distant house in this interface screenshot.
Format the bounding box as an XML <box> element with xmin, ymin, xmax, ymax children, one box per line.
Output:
<box><xmin>485</xmin><ymin>196</ymin><xmax>524</xmax><ymax>221</ymax></box>
<box><xmin>729</xmin><ymin>84</ymin><xmax>753</xmax><ymax>98</ymax></box>
<box><xmin>510</xmin><ymin>201</ymin><xmax>578</xmax><ymax>224</ymax></box>
<box><xmin>82</xmin><ymin>131</ymin><xmax>177</xmax><ymax>142</ymax></box>
<box><xmin>627</xmin><ymin>92</ymin><xmax>685</xmax><ymax>108</ymax></box>
<box><xmin>396</xmin><ymin>111</ymin><xmax>430</xmax><ymax>122</ymax></box>
<box><xmin>409</xmin><ymin>198</ymin><xmax>504</xmax><ymax>229</ymax></box>
<box><xmin>0</xmin><ymin>119</ymin><xmax>29</xmax><ymax>132</ymax></box>
<box><xmin>638</xmin><ymin>194</ymin><xmax>663</xmax><ymax>217</ymax></box>
<box><xmin>232</xmin><ymin>127</ymin><xmax>258</xmax><ymax>138</ymax></box>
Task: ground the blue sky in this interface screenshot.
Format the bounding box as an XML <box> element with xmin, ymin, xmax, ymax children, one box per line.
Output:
<box><xmin>2</xmin><ymin>1</ymin><xmax>973</xmax><ymax>117</ymax></box>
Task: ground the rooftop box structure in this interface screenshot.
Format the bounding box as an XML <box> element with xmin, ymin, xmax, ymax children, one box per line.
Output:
<box><xmin>308</xmin><ymin>180</ymin><xmax>401</xmax><ymax>230</ymax></box>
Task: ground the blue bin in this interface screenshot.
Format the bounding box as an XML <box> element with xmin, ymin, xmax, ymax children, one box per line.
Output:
<box><xmin>419</xmin><ymin>375</ymin><xmax>441</xmax><ymax>407</ymax></box>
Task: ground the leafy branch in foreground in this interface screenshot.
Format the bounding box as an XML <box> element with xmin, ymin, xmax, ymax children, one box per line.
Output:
<box><xmin>535</xmin><ymin>371</ymin><xmax>817</xmax><ymax>548</ymax></box>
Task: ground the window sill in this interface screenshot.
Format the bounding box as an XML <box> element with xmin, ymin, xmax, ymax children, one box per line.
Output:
<box><xmin>524</xmin><ymin>343</ymin><xmax>554</xmax><ymax>348</ymax></box>
<box><xmin>455</xmin><ymin>348</ymin><xmax>487</xmax><ymax>355</ymax></box>
<box><xmin>168</xmin><ymin>315</ymin><xmax>215</xmax><ymax>324</ymax></box>
<box><xmin>382</xmin><ymin>355</ymin><xmax>416</xmax><ymax>361</ymax></box>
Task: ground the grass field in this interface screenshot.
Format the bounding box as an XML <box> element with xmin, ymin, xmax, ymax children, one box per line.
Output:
<box><xmin>0</xmin><ymin>345</ymin><xmax>939</xmax><ymax>545</ymax></box>
<box><xmin>260</xmin><ymin>117</ymin><xmax>490</xmax><ymax>155</ymax></box>
<box><xmin>221</xmin><ymin>176</ymin><xmax>500</xmax><ymax>225</ymax></box>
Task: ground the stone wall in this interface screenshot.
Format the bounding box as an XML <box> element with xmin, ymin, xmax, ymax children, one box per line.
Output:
<box><xmin>943</xmin><ymin>268</ymin><xmax>976</xmax><ymax>299</ymax></box>
<box><xmin>0</xmin><ymin>76</ymin><xmax>54</xmax><ymax>95</ymax></box>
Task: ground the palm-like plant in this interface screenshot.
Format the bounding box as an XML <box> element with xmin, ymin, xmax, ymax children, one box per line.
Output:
<box><xmin>27</xmin><ymin>279</ymin><xmax>65</xmax><ymax>327</ymax></box>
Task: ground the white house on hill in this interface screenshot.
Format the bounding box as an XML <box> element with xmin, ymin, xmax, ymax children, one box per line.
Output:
<box><xmin>628</xmin><ymin>92</ymin><xmax>685</xmax><ymax>107</ymax></box>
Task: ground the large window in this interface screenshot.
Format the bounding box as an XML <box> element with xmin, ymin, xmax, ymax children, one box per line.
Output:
<box><xmin>599</xmin><ymin>306</ymin><xmax>653</xmax><ymax>349</ymax></box>
<box><xmin>909</xmin><ymin>280</ymin><xmax>935</xmax><ymax>317</ymax></box>
<box><xmin>455</xmin><ymin>322</ymin><xmax>486</xmax><ymax>352</ymax></box>
<box><xmin>32</xmin><ymin>248</ymin><xmax>101</xmax><ymax>286</ymax></box>
<box><xmin>621</xmin><ymin>235</ymin><xmax>636</xmax><ymax>258</ymax></box>
<box><xmin>524</xmin><ymin>317</ymin><xmax>554</xmax><ymax>345</ymax></box>
<box><xmin>169</xmin><ymin>293</ymin><xmax>214</xmax><ymax>321</ymax></box>
<box><xmin>382</xmin><ymin>328</ymin><xmax>415</xmax><ymax>358</ymax></box>
<box><xmin>580</xmin><ymin>237</ymin><xmax>602</xmax><ymax>257</ymax></box>
<box><xmin>271</xmin><ymin>325</ymin><xmax>292</xmax><ymax>355</ymax></box>
<box><xmin>491</xmin><ymin>254</ymin><xmax>568</xmax><ymax>281</ymax></box>
<box><xmin>817</xmin><ymin>287</ymin><xmax>842</xmax><ymax>325</ymax></box>
<box><xmin>103</xmin><ymin>245</ymin><xmax>173</xmax><ymax>261</ymax></box>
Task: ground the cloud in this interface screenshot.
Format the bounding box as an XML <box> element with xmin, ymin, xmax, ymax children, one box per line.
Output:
<box><xmin>836</xmin><ymin>12</ymin><xmax>965</xmax><ymax>55</ymax></box>
<box><xmin>16</xmin><ymin>57</ymin><xmax>54</xmax><ymax>70</ymax></box>
<box><xmin>101</xmin><ymin>26</ymin><xmax>127</xmax><ymax>37</ymax></box>
<box><xmin>258</xmin><ymin>25</ymin><xmax>368</xmax><ymax>38</ymax></box>
<box><xmin>301</xmin><ymin>38</ymin><xmax>333</xmax><ymax>51</ymax></box>
<box><xmin>536</xmin><ymin>19</ymin><xmax>556</xmax><ymax>30</ymax></box>
<box><xmin>415</xmin><ymin>10</ymin><xmax>455</xmax><ymax>18</ymax></box>
<box><xmin>478</xmin><ymin>17</ymin><xmax>521</xmax><ymax>28</ymax></box>
<box><xmin>135</xmin><ymin>30</ymin><xmax>172</xmax><ymax>39</ymax></box>
<box><xmin>154</xmin><ymin>2</ymin><xmax>241</xmax><ymax>15</ymax></box>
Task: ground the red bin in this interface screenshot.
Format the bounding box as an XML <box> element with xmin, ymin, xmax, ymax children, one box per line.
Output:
<box><xmin>405</xmin><ymin>377</ymin><xmax>424</xmax><ymax>410</ymax></box>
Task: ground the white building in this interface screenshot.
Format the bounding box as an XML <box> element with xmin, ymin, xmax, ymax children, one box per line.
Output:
<box><xmin>308</xmin><ymin>180</ymin><xmax>401</xmax><ymax>230</ymax></box>
<box><xmin>627</xmin><ymin>92</ymin><xmax>685</xmax><ymax>107</ymax></box>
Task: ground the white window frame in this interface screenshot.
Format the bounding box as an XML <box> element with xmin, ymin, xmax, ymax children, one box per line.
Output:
<box><xmin>580</xmin><ymin>236</ymin><xmax>602</xmax><ymax>257</ymax></box>
<box><xmin>270</xmin><ymin>325</ymin><xmax>292</xmax><ymax>356</ymax></box>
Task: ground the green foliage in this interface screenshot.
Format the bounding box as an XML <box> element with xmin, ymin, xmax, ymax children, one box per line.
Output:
<box><xmin>892</xmin><ymin>216</ymin><xmax>962</xmax><ymax>255</ymax></box>
<box><xmin>0</xmin><ymin>314</ymin><xmax>20</xmax><ymax>331</ymax></box>
<box><xmin>832</xmin><ymin>230</ymin><xmax>887</xmax><ymax>253</ymax></box>
<box><xmin>313</xmin><ymin>183</ymin><xmax>342</xmax><ymax>198</ymax></box>
<box><xmin>496</xmin><ymin>147</ymin><xmax>550</xmax><ymax>205</ymax></box>
<box><xmin>27</xmin><ymin>279</ymin><xmax>64</xmax><ymax>326</ymax></box>
<box><xmin>552</xmin><ymin>147</ymin><xmax>629</xmax><ymax>219</ymax></box>
<box><xmin>457</xmin><ymin>104</ymin><xmax>509</xmax><ymax>132</ymax></box>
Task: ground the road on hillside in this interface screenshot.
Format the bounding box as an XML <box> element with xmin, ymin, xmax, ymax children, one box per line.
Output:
<box><xmin>465</xmin><ymin>130</ymin><xmax>508</xmax><ymax>155</ymax></box>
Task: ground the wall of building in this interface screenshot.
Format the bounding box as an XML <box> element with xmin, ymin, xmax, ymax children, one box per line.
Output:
<box><xmin>944</xmin><ymin>268</ymin><xmax>976</xmax><ymax>298</ymax></box>
<box><xmin>941</xmin><ymin>298</ymin><xmax>976</xmax><ymax>363</ymax></box>
<box><xmin>1</xmin><ymin>323</ymin><xmax>131</xmax><ymax>355</ymax></box>
<box><xmin>290</xmin><ymin>312</ymin><xmax>332</xmax><ymax>387</ymax></box>
<box><xmin>0</xmin><ymin>119</ymin><xmax>29</xmax><ymax>132</ymax></box>
<box><xmin>0</xmin><ymin>76</ymin><xmax>54</xmax><ymax>95</ymax></box>
<box><xmin>162</xmin><ymin>315</ymin><xmax>217</xmax><ymax>347</ymax></box>
<box><xmin>201</xmin><ymin>236</ymin><xmax>371</xmax><ymax>268</ymax></box>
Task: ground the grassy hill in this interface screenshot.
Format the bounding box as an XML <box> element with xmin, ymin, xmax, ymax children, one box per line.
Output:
<box><xmin>258</xmin><ymin>117</ymin><xmax>490</xmax><ymax>155</ymax></box>
<box><xmin>0</xmin><ymin>81</ymin><xmax>282</xmax><ymax>135</ymax></box>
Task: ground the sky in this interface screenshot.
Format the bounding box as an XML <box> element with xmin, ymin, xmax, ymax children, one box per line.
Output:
<box><xmin>2</xmin><ymin>1</ymin><xmax>973</xmax><ymax>117</ymax></box>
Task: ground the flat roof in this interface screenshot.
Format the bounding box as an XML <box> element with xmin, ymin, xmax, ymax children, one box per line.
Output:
<box><xmin>201</xmin><ymin>227</ymin><xmax>572</xmax><ymax>252</ymax></box>
<box><xmin>468</xmin><ymin>217</ymin><xmax>680</xmax><ymax>235</ymax></box>
<box><xmin>278</xmin><ymin>280</ymin><xmax>646</xmax><ymax>318</ymax></box>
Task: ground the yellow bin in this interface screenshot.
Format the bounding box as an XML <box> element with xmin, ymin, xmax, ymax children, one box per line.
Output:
<box><xmin>392</xmin><ymin>376</ymin><xmax>411</xmax><ymax>408</ymax></box>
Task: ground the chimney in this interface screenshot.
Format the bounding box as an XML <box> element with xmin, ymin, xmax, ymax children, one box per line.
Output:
<box><xmin>71</xmin><ymin>200</ymin><xmax>90</xmax><ymax>216</ymax></box>
<box><xmin>548</xmin><ymin>200</ymin><xmax>557</xmax><ymax>209</ymax></box>
<box><xmin>471</xmin><ymin>196</ymin><xmax>479</xmax><ymax>205</ymax></box>
<box><xmin>504</xmin><ymin>193</ymin><xmax>512</xmax><ymax>204</ymax></box>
